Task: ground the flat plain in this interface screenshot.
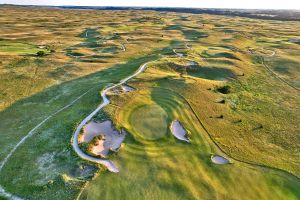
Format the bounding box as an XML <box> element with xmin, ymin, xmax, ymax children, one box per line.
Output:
<box><xmin>0</xmin><ymin>5</ymin><xmax>300</xmax><ymax>200</ymax></box>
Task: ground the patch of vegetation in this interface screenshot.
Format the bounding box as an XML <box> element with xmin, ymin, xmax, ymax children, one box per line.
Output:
<box><xmin>36</xmin><ymin>50</ymin><xmax>46</xmax><ymax>57</ymax></box>
<box><xmin>214</xmin><ymin>85</ymin><xmax>231</xmax><ymax>94</ymax></box>
<box><xmin>187</xmin><ymin>66</ymin><xmax>235</xmax><ymax>81</ymax></box>
<box><xmin>92</xmin><ymin>110</ymin><xmax>110</xmax><ymax>122</ymax></box>
<box><xmin>182</xmin><ymin>29</ymin><xmax>208</xmax><ymax>40</ymax></box>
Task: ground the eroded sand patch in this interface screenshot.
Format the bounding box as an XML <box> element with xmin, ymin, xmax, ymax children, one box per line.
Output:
<box><xmin>170</xmin><ymin>120</ymin><xmax>190</xmax><ymax>142</ymax></box>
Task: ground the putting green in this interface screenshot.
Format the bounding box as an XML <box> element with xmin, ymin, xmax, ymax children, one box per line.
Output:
<box><xmin>129</xmin><ymin>104</ymin><xmax>168</xmax><ymax>140</ymax></box>
<box><xmin>0</xmin><ymin>41</ymin><xmax>43</xmax><ymax>55</ymax></box>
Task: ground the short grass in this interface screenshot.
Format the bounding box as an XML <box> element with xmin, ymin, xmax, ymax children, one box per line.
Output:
<box><xmin>0</xmin><ymin>41</ymin><xmax>45</xmax><ymax>55</ymax></box>
<box><xmin>129</xmin><ymin>104</ymin><xmax>168</xmax><ymax>140</ymax></box>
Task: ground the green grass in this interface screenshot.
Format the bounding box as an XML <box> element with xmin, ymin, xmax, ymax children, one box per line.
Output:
<box><xmin>187</xmin><ymin>66</ymin><xmax>235</xmax><ymax>80</ymax></box>
<box><xmin>182</xmin><ymin>29</ymin><xmax>208</xmax><ymax>40</ymax></box>
<box><xmin>129</xmin><ymin>104</ymin><xmax>168</xmax><ymax>140</ymax></box>
<box><xmin>0</xmin><ymin>41</ymin><xmax>46</xmax><ymax>55</ymax></box>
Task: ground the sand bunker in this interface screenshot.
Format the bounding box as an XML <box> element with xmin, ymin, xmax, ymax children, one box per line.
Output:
<box><xmin>91</xmin><ymin>139</ymin><xmax>108</xmax><ymax>157</ymax></box>
<box><xmin>170</xmin><ymin>120</ymin><xmax>190</xmax><ymax>142</ymax></box>
<box><xmin>211</xmin><ymin>155</ymin><xmax>230</xmax><ymax>164</ymax></box>
<box><xmin>187</xmin><ymin>61</ymin><xmax>197</xmax><ymax>66</ymax></box>
<box><xmin>173</xmin><ymin>49</ymin><xmax>184</xmax><ymax>57</ymax></box>
<box><xmin>80</xmin><ymin>120</ymin><xmax>126</xmax><ymax>157</ymax></box>
<box><xmin>121</xmin><ymin>84</ymin><xmax>135</xmax><ymax>92</ymax></box>
<box><xmin>106</xmin><ymin>84</ymin><xmax>135</xmax><ymax>95</ymax></box>
<box><xmin>289</xmin><ymin>39</ymin><xmax>300</xmax><ymax>44</ymax></box>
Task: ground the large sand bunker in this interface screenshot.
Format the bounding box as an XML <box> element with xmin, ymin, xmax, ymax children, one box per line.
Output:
<box><xmin>170</xmin><ymin>120</ymin><xmax>190</xmax><ymax>142</ymax></box>
<box><xmin>80</xmin><ymin>120</ymin><xmax>126</xmax><ymax>157</ymax></box>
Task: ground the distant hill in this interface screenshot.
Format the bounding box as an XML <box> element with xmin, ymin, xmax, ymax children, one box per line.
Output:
<box><xmin>1</xmin><ymin>4</ymin><xmax>300</xmax><ymax>21</ymax></box>
<box><xmin>58</xmin><ymin>6</ymin><xmax>300</xmax><ymax>21</ymax></box>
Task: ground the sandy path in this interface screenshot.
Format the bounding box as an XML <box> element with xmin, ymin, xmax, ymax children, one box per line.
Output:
<box><xmin>120</xmin><ymin>43</ymin><xmax>126</xmax><ymax>51</ymax></box>
<box><xmin>0</xmin><ymin>185</ymin><xmax>23</xmax><ymax>200</ymax></box>
<box><xmin>72</xmin><ymin>61</ymin><xmax>153</xmax><ymax>173</ymax></box>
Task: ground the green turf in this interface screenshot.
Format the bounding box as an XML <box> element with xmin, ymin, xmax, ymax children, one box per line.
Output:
<box><xmin>187</xmin><ymin>66</ymin><xmax>235</xmax><ymax>80</ymax></box>
<box><xmin>0</xmin><ymin>41</ymin><xmax>46</xmax><ymax>55</ymax></box>
<box><xmin>129</xmin><ymin>104</ymin><xmax>168</xmax><ymax>140</ymax></box>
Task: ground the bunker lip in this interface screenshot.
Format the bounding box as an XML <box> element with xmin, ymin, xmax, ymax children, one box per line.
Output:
<box><xmin>170</xmin><ymin>120</ymin><xmax>190</xmax><ymax>142</ymax></box>
<box><xmin>211</xmin><ymin>155</ymin><xmax>230</xmax><ymax>165</ymax></box>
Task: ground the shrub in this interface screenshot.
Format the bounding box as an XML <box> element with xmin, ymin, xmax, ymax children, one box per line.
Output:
<box><xmin>36</xmin><ymin>51</ymin><xmax>45</xmax><ymax>57</ymax></box>
<box><xmin>215</xmin><ymin>85</ymin><xmax>231</xmax><ymax>94</ymax></box>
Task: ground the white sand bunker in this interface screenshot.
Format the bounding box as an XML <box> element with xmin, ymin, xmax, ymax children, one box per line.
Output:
<box><xmin>187</xmin><ymin>61</ymin><xmax>197</xmax><ymax>66</ymax></box>
<box><xmin>121</xmin><ymin>84</ymin><xmax>135</xmax><ymax>92</ymax></box>
<box><xmin>170</xmin><ymin>120</ymin><xmax>190</xmax><ymax>142</ymax></box>
<box><xmin>211</xmin><ymin>155</ymin><xmax>230</xmax><ymax>165</ymax></box>
<box><xmin>173</xmin><ymin>49</ymin><xmax>184</xmax><ymax>57</ymax></box>
<box><xmin>80</xmin><ymin>120</ymin><xmax>126</xmax><ymax>157</ymax></box>
<box><xmin>106</xmin><ymin>84</ymin><xmax>135</xmax><ymax>95</ymax></box>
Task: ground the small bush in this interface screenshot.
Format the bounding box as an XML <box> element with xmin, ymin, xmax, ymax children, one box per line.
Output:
<box><xmin>215</xmin><ymin>85</ymin><xmax>231</xmax><ymax>94</ymax></box>
<box><xmin>36</xmin><ymin>51</ymin><xmax>45</xmax><ymax>57</ymax></box>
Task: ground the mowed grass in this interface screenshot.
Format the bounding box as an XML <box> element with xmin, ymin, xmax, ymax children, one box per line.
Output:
<box><xmin>129</xmin><ymin>104</ymin><xmax>168</xmax><ymax>140</ymax></box>
<box><xmin>0</xmin><ymin>41</ymin><xmax>45</xmax><ymax>55</ymax></box>
<box><xmin>82</xmin><ymin>88</ymin><xmax>300</xmax><ymax>200</ymax></box>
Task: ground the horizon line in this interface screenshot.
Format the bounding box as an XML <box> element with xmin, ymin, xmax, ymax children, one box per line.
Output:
<box><xmin>1</xmin><ymin>3</ymin><xmax>300</xmax><ymax>11</ymax></box>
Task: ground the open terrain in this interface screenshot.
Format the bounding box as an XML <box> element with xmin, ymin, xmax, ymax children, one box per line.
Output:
<box><xmin>0</xmin><ymin>5</ymin><xmax>299</xmax><ymax>200</ymax></box>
